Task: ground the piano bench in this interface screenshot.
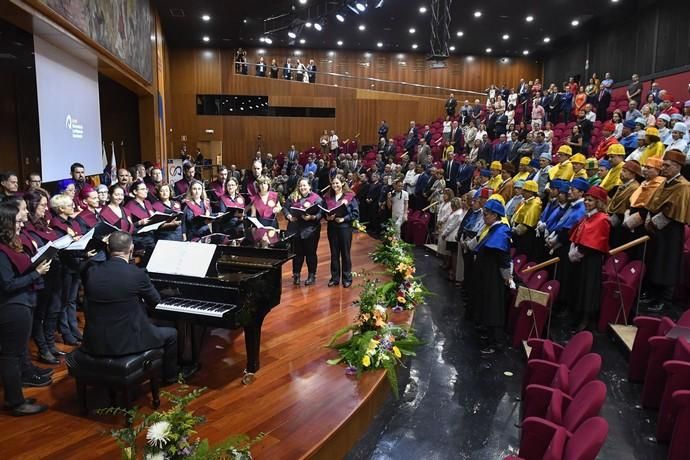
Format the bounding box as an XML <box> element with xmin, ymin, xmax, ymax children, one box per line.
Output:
<box><xmin>65</xmin><ymin>348</ymin><xmax>163</xmax><ymax>417</ymax></box>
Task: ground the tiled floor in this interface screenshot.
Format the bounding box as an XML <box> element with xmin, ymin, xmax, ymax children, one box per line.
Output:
<box><xmin>348</xmin><ymin>248</ymin><xmax>667</xmax><ymax>460</ymax></box>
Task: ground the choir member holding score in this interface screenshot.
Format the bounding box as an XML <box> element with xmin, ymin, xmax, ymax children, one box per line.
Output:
<box><xmin>217</xmin><ymin>177</ymin><xmax>245</xmax><ymax>239</ymax></box>
<box><xmin>182</xmin><ymin>180</ymin><xmax>212</xmax><ymax>241</ymax></box>
<box><xmin>152</xmin><ymin>184</ymin><xmax>184</xmax><ymax>241</ymax></box>
<box><xmin>100</xmin><ymin>185</ymin><xmax>135</xmax><ymax>233</ymax></box>
<box><xmin>0</xmin><ymin>203</ymin><xmax>51</xmax><ymax>416</ymax></box>
<box><xmin>324</xmin><ymin>174</ymin><xmax>359</xmax><ymax>288</ymax></box>
<box><xmin>284</xmin><ymin>178</ymin><xmax>323</xmax><ymax>286</ymax></box>
<box><xmin>75</xmin><ymin>187</ymin><xmax>101</xmax><ymax>234</ymax></box>
<box><xmin>48</xmin><ymin>194</ymin><xmax>84</xmax><ymax>346</ymax></box>
<box><xmin>248</xmin><ymin>176</ymin><xmax>281</xmax><ymax>228</ymax></box>
<box><xmin>23</xmin><ymin>191</ymin><xmax>63</xmax><ymax>365</ymax></box>
<box><xmin>124</xmin><ymin>180</ymin><xmax>157</xmax><ymax>262</ymax></box>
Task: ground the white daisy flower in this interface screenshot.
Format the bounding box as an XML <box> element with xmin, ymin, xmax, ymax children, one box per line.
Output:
<box><xmin>146</xmin><ymin>421</ymin><xmax>171</xmax><ymax>448</ymax></box>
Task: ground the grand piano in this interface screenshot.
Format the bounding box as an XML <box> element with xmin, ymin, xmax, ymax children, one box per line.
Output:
<box><xmin>146</xmin><ymin>230</ymin><xmax>293</xmax><ymax>384</ymax></box>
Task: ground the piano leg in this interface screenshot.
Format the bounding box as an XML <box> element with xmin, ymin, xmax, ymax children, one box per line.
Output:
<box><xmin>243</xmin><ymin>319</ymin><xmax>264</xmax><ymax>374</ymax></box>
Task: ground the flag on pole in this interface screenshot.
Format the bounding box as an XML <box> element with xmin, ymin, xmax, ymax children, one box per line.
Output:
<box><xmin>101</xmin><ymin>142</ymin><xmax>108</xmax><ymax>169</ymax></box>
<box><xmin>110</xmin><ymin>142</ymin><xmax>117</xmax><ymax>185</ymax></box>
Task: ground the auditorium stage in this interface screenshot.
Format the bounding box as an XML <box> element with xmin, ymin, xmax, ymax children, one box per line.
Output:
<box><xmin>0</xmin><ymin>230</ymin><xmax>407</xmax><ymax>459</ymax></box>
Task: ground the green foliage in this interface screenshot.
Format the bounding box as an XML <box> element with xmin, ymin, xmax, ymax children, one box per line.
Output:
<box><xmin>97</xmin><ymin>386</ymin><xmax>263</xmax><ymax>459</ymax></box>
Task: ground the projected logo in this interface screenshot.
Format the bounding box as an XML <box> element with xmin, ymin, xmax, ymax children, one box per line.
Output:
<box><xmin>65</xmin><ymin>114</ymin><xmax>84</xmax><ymax>139</ymax></box>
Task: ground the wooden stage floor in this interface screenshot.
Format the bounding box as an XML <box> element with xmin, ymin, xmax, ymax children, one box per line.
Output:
<box><xmin>0</xmin><ymin>229</ymin><xmax>408</xmax><ymax>459</ymax></box>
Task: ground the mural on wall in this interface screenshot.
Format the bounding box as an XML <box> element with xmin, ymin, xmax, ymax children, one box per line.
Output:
<box><xmin>39</xmin><ymin>0</ymin><xmax>153</xmax><ymax>82</ymax></box>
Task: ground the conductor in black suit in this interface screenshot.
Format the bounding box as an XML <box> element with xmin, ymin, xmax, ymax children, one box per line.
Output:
<box><xmin>81</xmin><ymin>232</ymin><xmax>181</xmax><ymax>383</ymax></box>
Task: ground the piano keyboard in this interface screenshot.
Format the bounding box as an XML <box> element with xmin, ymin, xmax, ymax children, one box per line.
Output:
<box><xmin>155</xmin><ymin>297</ymin><xmax>235</xmax><ymax>318</ymax></box>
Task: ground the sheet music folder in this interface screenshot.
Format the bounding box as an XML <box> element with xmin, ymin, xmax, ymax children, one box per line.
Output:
<box><xmin>146</xmin><ymin>240</ymin><xmax>218</xmax><ymax>278</ymax></box>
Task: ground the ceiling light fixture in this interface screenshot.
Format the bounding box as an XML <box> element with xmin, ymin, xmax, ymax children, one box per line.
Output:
<box><xmin>409</xmin><ymin>27</ymin><xmax>416</xmax><ymax>34</ymax></box>
<box><xmin>485</xmin><ymin>47</ymin><xmax>492</xmax><ymax>53</ymax></box>
<box><xmin>328</xmin><ymin>51</ymin><xmax>335</xmax><ymax>56</ymax></box>
<box><xmin>412</xmin><ymin>43</ymin><xmax>418</xmax><ymax>49</ymax></box>
<box><xmin>336</xmin><ymin>13</ymin><xmax>345</xmax><ymax>22</ymax></box>
<box><xmin>314</xmin><ymin>22</ymin><xmax>323</xmax><ymax>31</ymax></box>
<box><xmin>202</xmin><ymin>36</ymin><xmax>210</xmax><ymax>42</ymax></box>
<box><xmin>456</xmin><ymin>30</ymin><xmax>464</xmax><ymax>37</ymax></box>
<box><xmin>473</xmin><ymin>11</ymin><xmax>482</xmax><ymax>18</ymax></box>
<box><xmin>288</xmin><ymin>31</ymin><xmax>297</xmax><ymax>39</ymax></box>
<box><xmin>377</xmin><ymin>42</ymin><xmax>383</xmax><ymax>47</ymax></box>
<box><xmin>449</xmin><ymin>45</ymin><xmax>456</xmax><ymax>51</ymax></box>
<box><xmin>571</xmin><ymin>19</ymin><xmax>580</xmax><ymax>26</ymax></box>
<box><xmin>374</xmin><ymin>0</ymin><xmax>385</xmax><ymax>7</ymax></box>
<box><xmin>299</xmin><ymin>0</ymin><xmax>308</xmax><ymax>4</ymax></box>
<box><xmin>201</xmin><ymin>14</ymin><xmax>211</xmax><ymax>22</ymax></box>
<box><xmin>355</xmin><ymin>2</ymin><xmax>367</xmax><ymax>12</ymax></box>
<box><xmin>305</xmin><ymin>21</ymin><xmax>313</xmax><ymax>28</ymax></box>
<box><xmin>543</xmin><ymin>36</ymin><xmax>551</xmax><ymax>43</ymax></box>
<box><xmin>264</xmin><ymin>37</ymin><xmax>273</xmax><ymax>44</ymax></box>
<box><xmin>337</xmin><ymin>40</ymin><xmax>344</xmax><ymax>46</ymax></box>
<box><xmin>502</xmin><ymin>34</ymin><xmax>509</xmax><ymax>40</ymax></box>
<box><xmin>358</xmin><ymin>24</ymin><xmax>366</xmax><ymax>31</ymax></box>
<box><xmin>300</xmin><ymin>38</ymin><xmax>306</xmax><ymax>44</ymax></box>
<box><xmin>522</xmin><ymin>50</ymin><xmax>529</xmax><ymax>55</ymax></box>
<box><xmin>419</xmin><ymin>6</ymin><xmax>427</xmax><ymax>13</ymax></box>
<box><xmin>365</xmin><ymin>52</ymin><xmax>371</xmax><ymax>57</ymax></box>
<box><xmin>525</xmin><ymin>15</ymin><xmax>534</xmax><ymax>22</ymax></box>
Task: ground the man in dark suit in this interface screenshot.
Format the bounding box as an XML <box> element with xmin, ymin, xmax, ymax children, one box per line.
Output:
<box><xmin>449</xmin><ymin>120</ymin><xmax>463</xmax><ymax>152</ymax></box>
<box><xmin>445</xmin><ymin>93</ymin><xmax>457</xmax><ymax>117</ymax></box>
<box><xmin>404</xmin><ymin>121</ymin><xmax>419</xmax><ymax>154</ymax></box>
<box><xmin>307</xmin><ymin>59</ymin><xmax>317</xmax><ymax>83</ymax></box>
<box><xmin>422</xmin><ymin>125</ymin><xmax>432</xmax><ymax>145</ymax></box>
<box><xmin>378</xmin><ymin>121</ymin><xmax>389</xmax><ymax>141</ymax></box>
<box><xmin>81</xmin><ymin>232</ymin><xmax>184</xmax><ymax>384</ymax></box>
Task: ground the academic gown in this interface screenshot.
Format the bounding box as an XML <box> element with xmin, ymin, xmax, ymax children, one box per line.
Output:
<box><xmin>472</xmin><ymin>223</ymin><xmax>512</xmax><ymax>329</ymax></box>
<box><xmin>183</xmin><ymin>199</ymin><xmax>212</xmax><ymax>241</ymax></box>
<box><xmin>216</xmin><ymin>193</ymin><xmax>246</xmax><ymax>239</ymax></box>
<box><xmin>569</xmin><ymin>211</ymin><xmax>611</xmax><ymax>315</ymax></box>
<box><xmin>251</xmin><ymin>192</ymin><xmax>279</xmax><ymax>228</ymax></box>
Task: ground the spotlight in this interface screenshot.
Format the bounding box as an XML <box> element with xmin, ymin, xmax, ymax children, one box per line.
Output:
<box><xmin>288</xmin><ymin>31</ymin><xmax>297</xmax><ymax>39</ymax></box>
<box><xmin>377</xmin><ymin>42</ymin><xmax>383</xmax><ymax>47</ymax></box>
<box><xmin>502</xmin><ymin>34</ymin><xmax>509</xmax><ymax>40</ymax></box>
<box><xmin>305</xmin><ymin>21</ymin><xmax>313</xmax><ymax>28</ymax></box>
<box><xmin>201</xmin><ymin>14</ymin><xmax>211</xmax><ymax>22</ymax></box>
<box><xmin>314</xmin><ymin>22</ymin><xmax>323</xmax><ymax>31</ymax></box>
<box><xmin>419</xmin><ymin>6</ymin><xmax>427</xmax><ymax>13</ymax></box>
<box><xmin>571</xmin><ymin>19</ymin><xmax>580</xmax><ymax>26</ymax></box>
<box><xmin>485</xmin><ymin>47</ymin><xmax>492</xmax><ymax>53</ymax></box>
<box><xmin>456</xmin><ymin>30</ymin><xmax>464</xmax><ymax>37</ymax></box>
<box><xmin>522</xmin><ymin>50</ymin><xmax>529</xmax><ymax>55</ymax></box>
<box><xmin>336</xmin><ymin>13</ymin><xmax>345</xmax><ymax>22</ymax></box>
<box><xmin>299</xmin><ymin>0</ymin><xmax>308</xmax><ymax>4</ymax></box>
<box><xmin>525</xmin><ymin>15</ymin><xmax>534</xmax><ymax>22</ymax></box>
<box><xmin>409</xmin><ymin>28</ymin><xmax>416</xmax><ymax>34</ymax></box>
<box><xmin>355</xmin><ymin>2</ymin><xmax>366</xmax><ymax>12</ymax></box>
<box><xmin>374</xmin><ymin>0</ymin><xmax>384</xmax><ymax>7</ymax></box>
<box><xmin>300</xmin><ymin>38</ymin><xmax>306</xmax><ymax>44</ymax></box>
<box><xmin>337</xmin><ymin>40</ymin><xmax>344</xmax><ymax>46</ymax></box>
<box><xmin>543</xmin><ymin>36</ymin><xmax>551</xmax><ymax>43</ymax></box>
<box><xmin>449</xmin><ymin>45</ymin><xmax>455</xmax><ymax>51</ymax></box>
<box><xmin>412</xmin><ymin>43</ymin><xmax>418</xmax><ymax>49</ymax></box>
<box><xmin>264</xmin><ymin>37</ymin><xmax>273</xmax><ymax>44</ymax></box>
<box><xmin>473</xmin><ymin>11</ymin><xmax>482</xmax><ymax>18</ymax></box>
<box><xmin>202</xmin><ymin>36</ymin><xmax>210</xmax><ymax>42</ymax></box>
<box><xmin>358</xmin><ymin>24</ymin><xmax>366</xmax><ymax>31</ymax></box>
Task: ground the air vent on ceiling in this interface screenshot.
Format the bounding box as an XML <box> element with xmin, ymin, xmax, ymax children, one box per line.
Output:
<box><xmin>169</xmin><ymin>8</ymin><xmax>185</xmax><ymax>17</ymax></box>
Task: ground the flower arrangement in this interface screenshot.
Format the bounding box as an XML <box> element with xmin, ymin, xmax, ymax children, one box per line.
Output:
<box><xmin>326</xmin><ymin>221</ymin><xmax>426</xmax><ymax>397</ymax></box>
<box><xmin>327</xmin><ymin>318</ymin><xmax>421</xmax><ymax>398</ymax></box>
<box><xmin>352</xmin><ymin>219</ymin><xmax>367</xmax><ymax>233</ymax></box>
<box><xmin>97</xmin><ymin>385</ymin><xmax>263</xmax><ymax>459</ymax></box>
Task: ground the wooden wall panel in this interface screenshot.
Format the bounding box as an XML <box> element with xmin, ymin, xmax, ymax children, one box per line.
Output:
<box><xmin>0</xmin><ymin>73</ymin><xmax>21</xmax><ymax>174</ymax></box>
<box><xmin>167</xmin><ymin>47</ymin><xmax>542</xmax><ymax>169</ymax></box>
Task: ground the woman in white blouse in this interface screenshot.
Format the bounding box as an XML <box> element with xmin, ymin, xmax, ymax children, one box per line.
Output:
<box><xmin>442</xmin><ymin>115</ymin><xmax>452</xmax><ymax>142</ymax></box>
<box><xmin>435</xmin><ymin>188</ymin><xmax>455</xmax><ymax>270</ymax></box>
<box><xmin>441</xmin><ymin>197</ymin><xmax>465</xmax><ymax>285</ymax></box>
